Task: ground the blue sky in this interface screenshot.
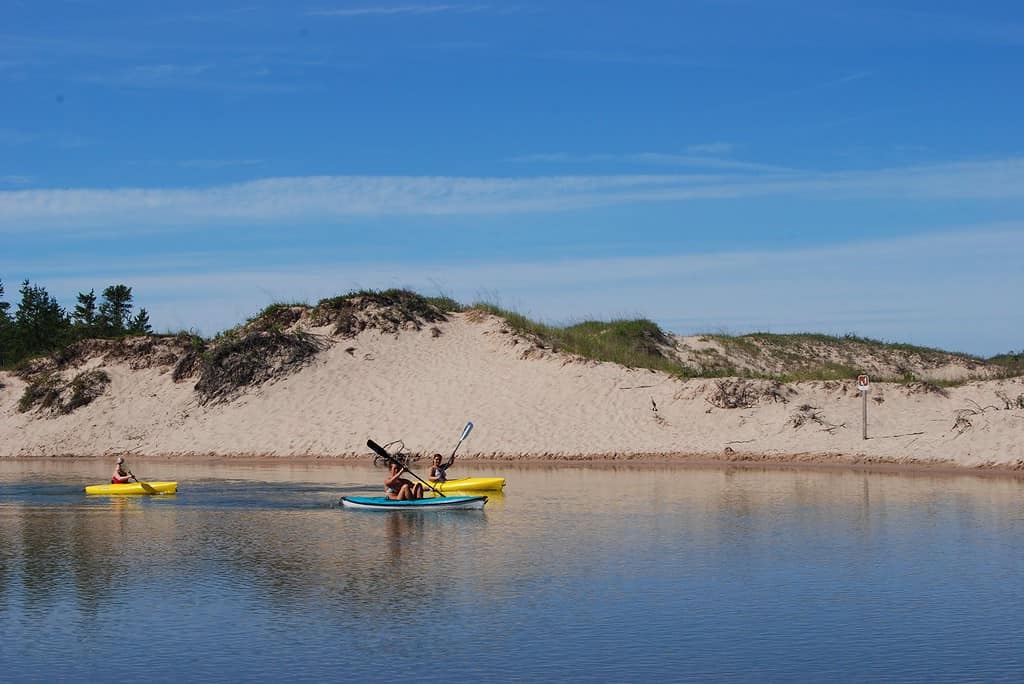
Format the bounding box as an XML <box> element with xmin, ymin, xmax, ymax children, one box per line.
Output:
<box><xmin>2</xmin><ymin>1</ymin><xmax>1023</xmax><ymax>356</ymax></box>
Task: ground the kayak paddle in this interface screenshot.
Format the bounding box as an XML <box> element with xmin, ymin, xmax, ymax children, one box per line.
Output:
<box><xmin>434</xmin><ymin>421</ymin><xmax>474</xmax><ymax>480</ymax></box>
<box><xmin>450</xmin><ymin>421</ymin><xmax>473</xmax><ymax>460</ymax></box>
<box><xmin>127</xmin><ymin>470</ymin><xmax>157</xmax><ymax>494</ymax></box>
<box><xmin>367</xmin><ymin>439</ymin><xmax>445</xmax><ymax>498</ymax></box>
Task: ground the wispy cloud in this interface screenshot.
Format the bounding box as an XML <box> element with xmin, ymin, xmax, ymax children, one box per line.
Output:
<box><xmin>3</xmin><ymin>158</ymin><xmax>1024</xmax><ymax>231</ymax></box>
<box><xmin>505</xmin><ymin>151</ymin><xmax>796</xmax><ymax>173</ymax></box>
<box><xmin>306</xmin><ymin>4</ymin><xmax>489</xmax><ymax>17</ymax></box>
<box><xmin>686</xmin><ymin>143</ymin><xmax>736</xmax><ymax>156</ymax></box>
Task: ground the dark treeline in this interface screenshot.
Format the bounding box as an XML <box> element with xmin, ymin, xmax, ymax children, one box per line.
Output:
<box><xmin>0</xmin><ymin>277</ymin><xmax>152</xmax><ymax>368</ymax></box>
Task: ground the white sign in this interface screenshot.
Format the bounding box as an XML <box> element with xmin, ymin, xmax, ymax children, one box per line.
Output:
<box><xmin>856</xmin><ymin>374</ymin><xmax>870</xmax><ymax>391</ymax></box>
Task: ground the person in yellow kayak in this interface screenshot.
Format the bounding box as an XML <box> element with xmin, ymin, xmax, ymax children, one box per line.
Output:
<box><xmin>428</xmin><ymin>453</ymin><xmax>455</xmax><ymax>483</ymax></box>
<box><xmin>384</xmin><ymin>461</ymin><xmax>423</xmax><ymax>500</ymax></box>
<box><xmin>111</xmin><ymin>456</ymin><xmax>137</xmax><ymax>485</ymax></box>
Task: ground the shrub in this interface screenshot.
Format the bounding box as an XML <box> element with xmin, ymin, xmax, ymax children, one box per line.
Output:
<box><xmin>311</xmin><ymin>289</ymin><xmax>448</xmax><ymax>337</ymax></box>
<box><xmin>194</xmin><ymin>329</ymin><xmax>328</xmax><ymax>404</ymax></box>
<box><xmin>18</xmin><ymin>369</ymin><xmax>110</xmax><ymax>415</ymax></box>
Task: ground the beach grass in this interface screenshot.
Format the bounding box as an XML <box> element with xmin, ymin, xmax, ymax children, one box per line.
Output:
<box><xmin>469</xmin><ymin>303</ymin><xmax>694</xmax><ymax>376</ymax></box>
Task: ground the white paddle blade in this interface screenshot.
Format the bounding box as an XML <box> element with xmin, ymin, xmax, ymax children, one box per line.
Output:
<box><xmin>460</xmin><ymin>422</ymin><xmax>474</xmax><ymax>441</ymax></box>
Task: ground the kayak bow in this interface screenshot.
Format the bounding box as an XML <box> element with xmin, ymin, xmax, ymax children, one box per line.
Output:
<box><xmin>425</xmin><ymin>477</ymin><xmax>505</xmax><ymax>493</ymax></box>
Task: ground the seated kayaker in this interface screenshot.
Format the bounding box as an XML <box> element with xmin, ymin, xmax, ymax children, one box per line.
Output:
<box><xmin>384</xmin><ymin>462</ymin><xmax>423</xmax><ymax>500</ymax></box>
<box><xmin>428</xmin><ymin>453</ymin><xmax>455</xmax><ymax>483</ymax></box>
<box><xmin>111</xmin><ymin>457</ymin><xmax>136</xmax><ymax>485</ymax></box>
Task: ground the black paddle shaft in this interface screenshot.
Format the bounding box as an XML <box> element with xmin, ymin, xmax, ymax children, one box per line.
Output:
<box><xmin>366</xmin><ymin>439</ymin><xmax>444</xmax><ymax>497</ymax></box>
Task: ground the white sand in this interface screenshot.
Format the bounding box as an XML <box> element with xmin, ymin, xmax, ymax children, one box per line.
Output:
<box><xmin>1</xmin><ymin>313</ymin><xmax>1022</xmax><ymax>470</ymax></box>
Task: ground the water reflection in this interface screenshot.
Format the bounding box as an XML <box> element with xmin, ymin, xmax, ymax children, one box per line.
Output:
<box><xmin>0</xmin><ymin>461</ymin><xmax>1023</xmax><ymax>682</ymax></box>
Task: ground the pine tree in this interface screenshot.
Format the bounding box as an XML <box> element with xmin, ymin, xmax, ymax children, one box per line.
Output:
<box><xmin>98</xmin><ymin>284</ymin><xmax>134</xmax><ymax>336</ymax></box>
<box><xmin>128</xmin><ymin>308</ymin><xmax>153</xmax><ymax>334</ymax></box>
<box><xmin>0</xmin><ymin>278</ymin><xmax>9</xmax><ymax>322</ymax></box>
<box><xmin>0</xmin><ymin>278</ymin><xmax>12</xmax><ymax>366</ymax></box>
<box><xmin>72</xmin><ymin>289</ymin><xmax>98</xmax><ymax>339</ymax></box>
<box><xmin>14</xmin><ymin>279</ymin><xmax>70</xmax><ymax>358</ymax></box>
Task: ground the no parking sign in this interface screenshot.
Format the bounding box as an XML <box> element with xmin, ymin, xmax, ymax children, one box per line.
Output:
<box><xmin>857</xmin><ymin>374</ymin><xmax>870</xmax><ymax>391</ymax></box>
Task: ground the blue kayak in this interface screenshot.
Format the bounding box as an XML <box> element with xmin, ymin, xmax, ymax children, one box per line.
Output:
<box><xmin>340</xmin><ymin>495</ymin><xmax>487</xmax><ymax>511</ymax></box>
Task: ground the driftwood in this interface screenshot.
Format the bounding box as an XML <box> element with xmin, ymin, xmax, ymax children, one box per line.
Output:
<box><xmin>788</xmin><ymin>404</ymin><xmax>846</xmax><ymax>434</ymax></box>
<box><xmin>707</xmin><ymin>378</ymin><xmax>793</xmax><ymax>409</ymax></box>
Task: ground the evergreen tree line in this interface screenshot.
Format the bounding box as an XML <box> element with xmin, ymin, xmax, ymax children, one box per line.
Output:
<box><xmin>0</xmin><ymin>277</ymin><xmax>152</xmax><ymax>368</ymax></box>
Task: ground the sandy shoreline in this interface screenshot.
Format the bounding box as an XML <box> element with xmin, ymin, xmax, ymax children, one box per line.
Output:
<box><xmin>4</xmin><ymin>451</ymin><xmax>1024</xmax><ymax>479</ymax></box>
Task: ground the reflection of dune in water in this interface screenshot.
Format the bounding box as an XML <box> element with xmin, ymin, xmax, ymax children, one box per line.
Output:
<box><xmin>1</xmin><ymin>460</ymin><xmax>1022</xmax><ymax>626</ymax></box>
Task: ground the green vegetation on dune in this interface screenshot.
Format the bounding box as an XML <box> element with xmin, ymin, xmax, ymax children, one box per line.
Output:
<box><xmin>17</xmin><ymin>368</ymin><xmax>111</xmax><ymax>414</ymax></box>
<box><xmin>2</xmin><ymin>283</ymin><xmax>1021</xmax><ymax>384</ymax></box>
<box><xmin>470</xmin><ymin>303</ymin><xmax>694</xmax><ymax>375</ymax></box>
<box><xmin>988</xmin><ymin>351</ymin><xmax>1024</xmax><ymax>376</ymax></box>
<box><xmin>311</xmin><ymin>288</ymin><xmax>452</xmax><ymax>336</ymax></box>
<box><xmin>706</xmin><ymin>331</ymin><xmax>977</xmax><ymax>362</ymax></box>
<box><xmin>699</xmin><ymin>331</ymin><xmax>999</xmax><ymax>383</ymax></box>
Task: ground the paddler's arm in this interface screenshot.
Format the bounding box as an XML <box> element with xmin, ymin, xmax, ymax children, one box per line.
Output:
<box><xmin>384</xmin><ymin>467</ymin><xmax>405</xmax><ymax>487</ymax></box>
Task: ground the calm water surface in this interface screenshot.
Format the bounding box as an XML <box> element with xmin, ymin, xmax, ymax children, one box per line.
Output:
<box><xmin>1</xmin><ymin>460</ymin><xmax>1023</xmax><ymax>683</ymax></box>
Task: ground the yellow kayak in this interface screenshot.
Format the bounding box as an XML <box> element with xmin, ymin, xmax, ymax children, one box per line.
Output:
<box><xmin>85</xmin><ymin>481</ymin><xmax>178</xmax><ymax>495</ymax></box>
<box><xmin>422</xmin><ymin>477</ymin><xmax>505</xmax><ymax>493</ymax></box>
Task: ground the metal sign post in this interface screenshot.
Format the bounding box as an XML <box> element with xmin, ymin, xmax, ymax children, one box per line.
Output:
<box><xmin>856</xmin><ymin>374</ymin><xmax>870</xmax><ymax>439</ymax></box>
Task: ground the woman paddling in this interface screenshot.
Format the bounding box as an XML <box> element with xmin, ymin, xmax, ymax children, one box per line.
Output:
<box><xmin>384</xmin><ymin>462</ymin><xmax>423</xmax><ymax>500</ymax></box>
<box><xmin>110</xmin><ymin>456</ymin><xmax>136</xmax><ymax>485</ymax></box>
<box><xmin>428</xmin><ymin>453</ymin><xmax>455</xmax><ymax>483</ymax></box>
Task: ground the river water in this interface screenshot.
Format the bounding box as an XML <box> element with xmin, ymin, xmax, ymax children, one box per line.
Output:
<box><xmin>1</xmin><ymin>459</ymin><xmax>1022</xmax><ymax>683</ymax></box>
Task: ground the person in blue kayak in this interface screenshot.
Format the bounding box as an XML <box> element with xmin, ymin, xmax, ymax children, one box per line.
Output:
<box><xmin>428</xmin><ymin>453</ymin><xmax>455</xmax><ymax>483</ymax></box>
<box><xmin>384</xmin><ymin>461</ymin><xmax>423</xmax><ymax>500</ymax></box>
<box><xmin>111</xmin><ymin>456</ymin><xmax>136</xmax><ymax>485</ymax></box>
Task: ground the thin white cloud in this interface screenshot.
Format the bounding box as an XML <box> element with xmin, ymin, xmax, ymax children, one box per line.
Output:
<box><xmin>629</xmin><ymin>153</ymin><xmax>797</xmax><ymax>173</ymax></box>
<box><xmin>686</xmin><ymin>143</ymin><xmax>736</xmax><ymax>156</ymax></box>
<box><xmin>507</xmin><ymin>150</ymin><xmax>794</xmax><ymax>174</ymax></box>
<box><xmin>3</xmin><ymin>158</ymin><xmax>1024</xmax><ymax>231</ymax></box>
<box><xmin>506</xmin><ymin>151</ymin><xmax>797</xmax><ymax>173</ymax></box>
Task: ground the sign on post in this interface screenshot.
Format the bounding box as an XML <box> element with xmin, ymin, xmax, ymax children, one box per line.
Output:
<box><xmin>856</xmin><ymin>374</ymin><xmax>869</xmax><ymax>439</ymax></box>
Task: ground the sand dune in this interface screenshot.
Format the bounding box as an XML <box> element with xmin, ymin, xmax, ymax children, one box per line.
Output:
<box><xmin>1</xmin><ymin>312</ymin><xmax>1022</xmax><ymax>470</ymax></box>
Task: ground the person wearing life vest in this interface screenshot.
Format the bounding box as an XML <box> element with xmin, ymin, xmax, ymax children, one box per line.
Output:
<box><xmin>111</xmin><ymin>457</ymin><xmax>136</xmax><ymax>485</ymax></box>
